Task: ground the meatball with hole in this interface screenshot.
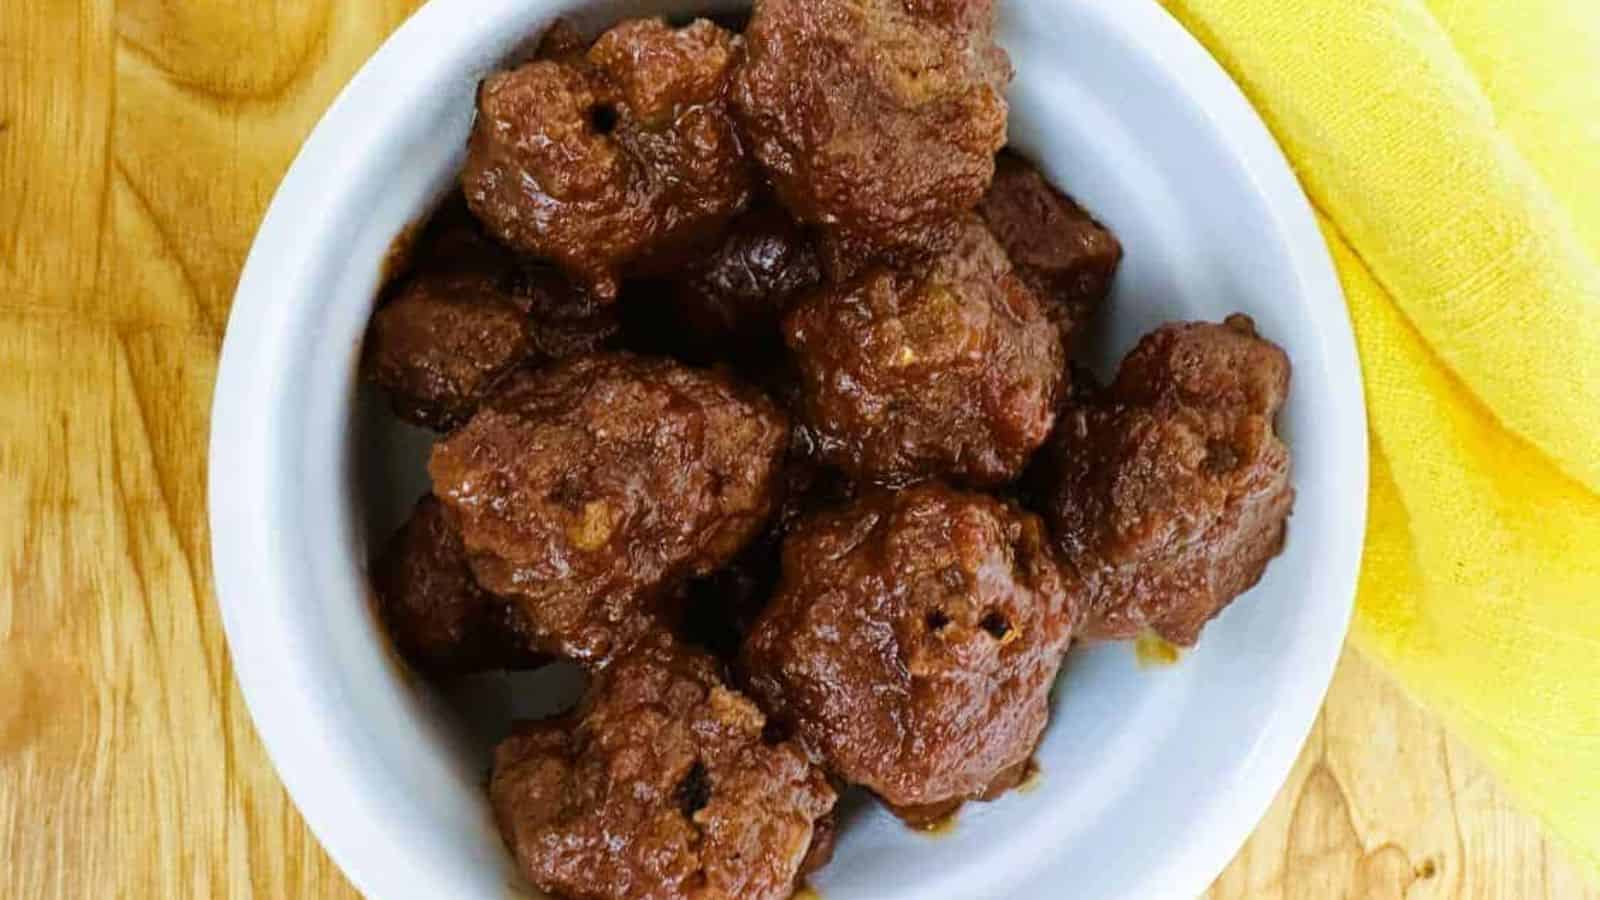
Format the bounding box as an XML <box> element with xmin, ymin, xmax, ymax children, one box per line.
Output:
<box><xmin>463</xmin><ymin>18</ymin><xmax>753</xmax><ymax>301</ymax></box>
<box><xmin>428</xmin><ymin>353</ymin><xmax>788</xmax><ymax>666</ymax></box>
<box><xmin>741</xmin><ymin>483</ymin><xmax>1081</xmax><ymax>823</ymax></box>
<box><xmin>491</xmin><ymin>633</ymin><xmax>836</xmax><ymax>900</ymax></box>
<box><xmin>1036</xmin><ymin>315</ymin><xmax>1293</xmax><ymax>646</ymax></box>
<box><xmin>732</xmin><ymin>0</ymin><xmax>1011</xmax><ymax>270</ymax></box>
<box><xmin>783</xmin><ymin>217</ymin><xmax>1065</xmax><ymax>487</ymax></box>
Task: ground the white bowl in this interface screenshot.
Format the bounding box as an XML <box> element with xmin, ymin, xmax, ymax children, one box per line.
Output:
<box><xmin>209</xmin><ymin>0</ymin><xmax>1367</xmax><ymax>897</ymax></box>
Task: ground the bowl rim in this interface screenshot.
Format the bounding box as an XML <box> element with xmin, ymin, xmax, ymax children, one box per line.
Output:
<box><xmin>209</xmin><ymin>0</ymin><xmax>1368</xmax><ymax>897</ymax></box>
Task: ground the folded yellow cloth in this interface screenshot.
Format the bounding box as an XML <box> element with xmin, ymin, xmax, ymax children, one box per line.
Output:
<box><xmin>1159</xmin><ymin>0</ymin><xmax>1600</xmax><ymax>877</ymax></box>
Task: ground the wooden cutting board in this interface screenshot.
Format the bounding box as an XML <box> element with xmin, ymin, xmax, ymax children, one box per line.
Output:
<box><xmin>1</xmin><ymin>1</ymin><xmax>1594</xmax><ymax>897</ymax></box>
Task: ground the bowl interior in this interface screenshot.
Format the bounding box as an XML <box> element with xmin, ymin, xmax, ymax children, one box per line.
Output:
<box><xmin>212</xmin><ymin>1</ymin><xmax>1366</xmax><ymax>898</ymax></box>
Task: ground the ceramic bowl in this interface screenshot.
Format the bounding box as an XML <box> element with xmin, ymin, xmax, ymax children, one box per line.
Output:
<box><xmin>209</xmin><ymin>1</ymin><xmax>1368</xmax><ymax>897</ymax></box>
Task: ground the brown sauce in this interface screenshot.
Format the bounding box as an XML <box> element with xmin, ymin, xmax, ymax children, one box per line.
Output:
<box><xmin>916</xmin><ymin>810</ymin><xmax>960</xmax><ymax>838</ymax></box>
<box><xmin>1134</xmin><ymin>631</ymin><xmax>1183</xmax><ymax>668</ymax></box>
<box><xmin>1015</xmin><ymin>759</ymin><xmax>1044</xmax><ymax>793</ymax></box>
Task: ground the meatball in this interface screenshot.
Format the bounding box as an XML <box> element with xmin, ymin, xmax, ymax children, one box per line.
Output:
<box><xmin>732</xmin><ymin>0</ymin><xmax>1011</xmax><ymax>267</ymax></box>
<box><xmin>362</xmin><ymin>204</ymin><xmax>620</xmax><ymax>430</ymax></box>
<box><xmin>462</xmin><ymin>18</ymin><xmax>753</xmax><ymax>301</ymax></box>
<box><xmin>371</xmin><ymin>496</ymin><xmax>544</xmax><ymax>676</ymax></box>
<box><xmin>1038</xmin><ymin>315</ymin><xmax>1293</xmax><ymax>646</ymax></box>
<box><xmin>1113</xmin><ymin>315</ymin><xmax>1292</xmax><ymax>416</ymax></box>
<box><xmin>428</xmin><ymin>353</ymin><xmax>788</xmax><ymax>665</ymax></box>
<box><xmin>362</xmin><ymin>265</ymin><xmax>533</xmax><ymax>431</ymax></box>
<box><xmin>977</xmin><ymin>152</ymin><xmax>1123</xmax><ymax>342</ymax></box>
<box><xmin>670</xmin><ymin>200</ymin><xmax>822</xmax><ymax>347</ymax></box>
<box><xmin>490</xmin><ymin>634</ymin><xmax>836</xmax><ymax>900</ymax></box>
<box><xmin>783</xmin><ymin>218</ymin><xmax>1065</xmax><ymax>486</ymax></box>
<box><xmin>741</xmin><ymin>484</ymin><xmax>1079</xmax><ymax>819</ymax></box>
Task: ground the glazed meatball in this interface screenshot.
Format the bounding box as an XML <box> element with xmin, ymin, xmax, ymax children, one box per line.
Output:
<box><xmin>742</xmin><ymin>484</ymin><xmax>1079</xmax><ymax>820</ymax></box>
<box><xmin>428</xmin><ymin>353</ymin><xmax>788</xmax><ymax>665</ymax></box>
<box><xmin>363</xmin><ymin>267</ymin><xmax>533</xmax><ymax>431</ymax></box>
<box><xmin>977</xmin><ymin>152</ymin><xmax>1123</xmax><ymax>342</ymax></box>
<box><xmin>670</xmin><ymin>200</ymin><xmax>822</xmax><ymax>347</ymax></box>
<box><xmin>490</xmin><ymin>634</ymin><xmax>836</xmax><ymax>900</ymax></box>
<box><xmin>362</xmin><ymin>204</ymin><xmax>619</xmax><ymax>430</ymax></box>
<box><xmin>1113</xmin><ymin>315</ymin><xmax>1292</xmax><ymax>416</ymax></box>
<box><xmin>463</xmin><ymin>18</ymin><xmax>753</xmax><ymax>301</ymax></box>
<box><xmin>1038</xmin><ymin>315</ymin><xmax>1293</xmax><ymax>646</ymax></box>
<box><xmin>732</xmin><ymin>0</ymin><xmax>1011</xmax><ymax>267</ymax></box>
<box><xmin>371</xmin><ymin>496</ymin><xmax>544</xmax><ymax>676</ymax></box>
<box><xmin>784</xmin><ymin>218</ymin><xmax>1066</xmax><ymax>486</ymax></box>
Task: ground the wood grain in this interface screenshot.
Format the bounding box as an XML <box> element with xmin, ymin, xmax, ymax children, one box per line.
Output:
<box><xmin>0</xmin><ymin>2</ymin><xmax>1594</xmax><ymax>897</ymax></box>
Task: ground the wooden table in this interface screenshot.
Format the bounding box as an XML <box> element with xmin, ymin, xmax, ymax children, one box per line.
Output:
<box><xmin>3</xmin><ymin>2</ymin><xmax>1595</xmax><ymax>897</ymax></box>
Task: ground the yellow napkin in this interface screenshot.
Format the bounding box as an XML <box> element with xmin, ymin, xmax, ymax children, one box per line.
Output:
<box><xmin>1158</xmin><ymin>0</ymin><xmax>1600</xmax><ymax>877</ymax></box>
